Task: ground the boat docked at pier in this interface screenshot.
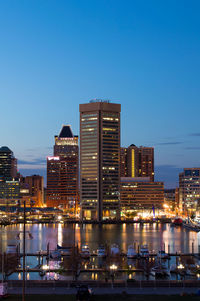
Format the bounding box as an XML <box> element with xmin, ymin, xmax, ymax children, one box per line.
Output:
<box><xmin>171</xmin><ymin>217</ymin><xmax>183</xmax><ymax>226</ymax></box>
<box><xmin>139</xmin><ymin>244</ymin><xmax>149</xmax><ymax>258</ymax></box>
<box><xmin>151</xmin><ymin>264</ymin><xmax>170</xmax><ymax>278</ymax></box>
<box><xmin>127</xmin><ymin>245</ymin><xmax>137</xmax><ymax>258</ymax></box>
<box><xmin>50</xmin><ymin>250</ymin><xmax>61</xmax><ymax>260</ymax></box>
<box><xmin>6</xmin><ymin>244</ymin><xmax>18</xmax><ymax>254</ymax></box>
<box><xmin>80</xmin><ymin>244</ymin><xmax>91</xmax><ymax>258</ymax></box>
<box><xmin>182</xmin><ymin>217</ymin><xmax>200</xmax><ymax>232</ymax></box>
<box><xmin>57</xmin><ymin>244</ymin><xmax>72</xmax><ymax>256</ymax></box>
<box><xmin>157</xmin><ymin>250</ymin><xmax>169</xmax><ymax>259</ymax></box>
<box><xmin>97</xmin><ymin>245</ymin><xmax>106</xmax><ymax>257</ymax></box>
<box><xmin>110</xmin><ymin>244</ymin><xmax>120</xmax><ymax>256</ymax></box>
<box><xmin>183</xmin><ymin>223</ymin><xmax>200</xmax><ymax>232</ymax></box>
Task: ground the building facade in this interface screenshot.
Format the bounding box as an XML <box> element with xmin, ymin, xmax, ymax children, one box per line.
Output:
<box><xmin>46</xmin><ymin>125</ymin><xmax>79</xmax><ymax>208</ymax></box>
<box><xmin>138</xmin><ymin>147</ymin><xmax>154</xmax><ymax>181</ymax></box>
<box><xmin>0</xmin><ymin>146</ymin><xmax>17</xmax><ymax>180</ymax></box>
<box><xmin>179</xmin><ymin>168</ymin><xmax>200</xmax><ymax>214</ymax></box>
<box><xmin>0</xmin><ymin>180</ymin><xmax>20</xmax><ymax>201</ymax></box>
<box><xmin>80</xmin><ymin>100</ymin><xmax>121</xmax><ymax>221</ymax></box>
<box><xmin>120</xmin><ymin>145</ymin><xmax>154</xmax><ymax>181</ymax></box>
<box><xmin>120</xmin><ymin>147</ymin><xmax>128</xmax><ymax>177</ymax></box>
<box><xmin>23</xmin><ymin>175</ymin><xmax>44</xmax><ymax>207</ymax></box>
<box><xmin>0</xmin><ymin>146</ymin><xmax>19</xmax><ymax>206</ymax></box>
<box><xmin>164</xmin><ymin>188</ymin><xmax>179</xmax><ymax>212</ymax></box>
<box><xmin>120</xmin><ymin>177</ymin><xmax>164</xmax><ymax>211</ymax></box>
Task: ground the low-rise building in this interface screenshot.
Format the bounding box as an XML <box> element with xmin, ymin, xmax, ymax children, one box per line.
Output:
<box><xmin>120</xmin><ymin>177</ymin><xmax>164</xmax><ymax>212</ymax></box>
<box><xmin>179</xmin><ymin>168</ymin><xmax>200</xmax><ymax>214</ymax></box>
<box><xmin>164</xmin><ymin>188</ymin><xmax>179</xmax><ymax>212</ymax></box>
<box><xmin>0</xmin><ymin>180</ymin><xmax>20</xmax><ymax>206</ymax></box>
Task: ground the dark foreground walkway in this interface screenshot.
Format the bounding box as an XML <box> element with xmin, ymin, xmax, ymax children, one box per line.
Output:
<box><xmin>8</xmin><ymin>286</ymin><xmax>200</xmax><ymax>295</ymax></box>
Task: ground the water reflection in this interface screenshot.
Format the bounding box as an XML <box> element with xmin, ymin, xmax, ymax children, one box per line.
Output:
<box><xmin>58</xmin><ymin>223</ymin><xmax>63</xmax><ymax>246</ymax></box>
<box><xmin>0</xmin><ymin>223</ymin><xmax>200</xmax><ymax>254</ymax></box>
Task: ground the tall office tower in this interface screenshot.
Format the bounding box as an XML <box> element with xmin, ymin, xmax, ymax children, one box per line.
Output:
<box><xmin>179</xmin><ymin>168</ymin><xmax>200</xmax><ymax>214</ymax></box>
<box><xmin>126</xmin><ymin>144</ymin><xmax>139</xmax><ymax>177</ymax></box>
<box><xmin>46</xmin><ymin>125</ymin><xmax>79</xmax><ymax>208</ymax></box>
<box><xmin>24</xmin><ymin>175</ymin><xmax>44</xmax><ymax>207</ymax></box>
<box><xmin>120</xmin><ymin>145</ymin><xmax>154</xmax><ymax>181</ymax></box>
<box><xmin>138</xmin><ymin>147</ymin><xmax>154</xmax><ymax>181</ymax></box>
<box><xmin>80</xmin><ymin>100</ymin><xmax>121</xmax><ymax>222</ymax></box>
<box><xmin>120</xmin><ymin>145</ymin><xmax>138</xmax><ymax>177</ymax></box>
<box><xmin>0</xmin><ymin>146</ymin><xmax>19</xmax><ymax>205</ymax></box>
<box><xmin>54</xmin><ymin>125</ymin><xmax>78</xmax><ymax>157</ymax></box>
<box><xmin>46</xmin><ymin>156</ymin><xmax>60</xmax><ymax>207</ymax></box>
<box><xmin>0</xmin><ymin>146</ymin><xmax>17</xmax><ymax>180</ymax></box>
<box><xmin>120</xmin><ymin>147</ymin><xmax>127</xmax><ymax>177</ymax></box>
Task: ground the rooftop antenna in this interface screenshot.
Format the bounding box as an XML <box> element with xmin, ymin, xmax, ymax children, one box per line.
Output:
<box><xmin>89</xmin><ymin>99</ymin><xmax>111</xmax><ymax>103</ymax></box>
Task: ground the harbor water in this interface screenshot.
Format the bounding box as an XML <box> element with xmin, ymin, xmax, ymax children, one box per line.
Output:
<box><xmin>1</xmin><ymin>223</ymin><xmax>200</xmax><ymax>281</ymax></box>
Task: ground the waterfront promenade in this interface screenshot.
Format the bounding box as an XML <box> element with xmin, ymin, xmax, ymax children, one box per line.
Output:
<box><xmin>6</xmin><ymin>279</ymin><xmax>200</xmax><ymax>293</ymax></box>
<box><xmin>7</xmin><ymin>286</ymin><xmax>200</xmax><ymax>296</ymax></box>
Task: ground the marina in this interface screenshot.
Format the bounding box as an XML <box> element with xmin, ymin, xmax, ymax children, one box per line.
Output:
<box><xmin>0</xmin><ymin>223</ymin><xmax>200</xmax><ymax>283</ymax></box>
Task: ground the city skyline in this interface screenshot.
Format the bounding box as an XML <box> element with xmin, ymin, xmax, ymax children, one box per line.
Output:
<box><xmin>2</xmin><ymin>97</ymin><xmax>200</xmax><ymax>189</ymax></box>
<box><xmin>0</xmin><ymin>1</ymin><xmax>200</xmax><ymax>188</ymax></box>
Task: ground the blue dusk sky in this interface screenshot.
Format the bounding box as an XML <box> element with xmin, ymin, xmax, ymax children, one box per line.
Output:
<box><xmin>0</xmin><ymin>0</ymin><xmax>200</xmax><ymax>188</ymax></box>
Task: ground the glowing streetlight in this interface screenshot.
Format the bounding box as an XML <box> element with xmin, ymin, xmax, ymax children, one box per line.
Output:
<box><xmin>42</xmin><ymin>265</ymin><xmax>49</xmax><ymax>271</ymax></box>
<box><xmin>110</xmin><ymin>264</ymin><xmax>118</xmax><ymax>272</ymax></box>
<box><xmin>177</xmin><ymin>263</ymin><xmax>184</xmax><ymax>270</ymax></box>
<box><xmin>109</xmin><ymin>264</ymin><xmax>117</xmax><ymax>286</ymax></box>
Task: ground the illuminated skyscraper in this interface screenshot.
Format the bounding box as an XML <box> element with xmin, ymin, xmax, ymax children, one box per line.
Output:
<box><xmin>120</xmin><ymin>147</ymin><xmax>127</xmax><ymax>177</ymax></box>
<box><xmin>46</xmin><ymin>125</ymin><xmax>78</xmax><ymax>208</ymax></box>
<box><xmin>126</xmin><ymin>144</ymin><xmax>139</xmax><ymax>178</ymax></box>
<box><xmin>120</xmin><ymin>145</ymin><xmax>154</xmax><ymax>181</ymax></box>
<box><xmin>0</xmin><ymin>146</ymin><xmax>17</xmax><ymax>180</ymax></box>
<box><xmin>138</xmin><ymin>146</ymin><xmax>154</xmax><ymax>181</ymax></box>
<box><xmin>80</xmin><ymin>100</ymin><xmax>121</xmax><ymax>222</ymax></box>
<box><xmin>0</xmin><ymin>146</ymin><xmax>19</xmax><ymax>203</ymax></box>
<box><xmin>54</xmin><ymin>125</ymin><xmax>78</xmax><ymax>157</ymax></box>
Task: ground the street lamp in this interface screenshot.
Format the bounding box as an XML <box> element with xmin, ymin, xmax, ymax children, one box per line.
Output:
<box><xmin>177</xmin><ymin>263</ymin><xmax>184</xmax><ymax>270</ymax></box>
<box><xmin>42</xmin><ymin>264</ymin><xmax>49</xmax><ymax>271</ymax></box>
<box><xmin>110</xmin><ymin>264</ymin><xmax>118</xmax><ymax>272</ymax></box>
<box><xmin>109</xmin><ymin>264</ymin><xmax>117</xmax><ymax>286</ymax></box>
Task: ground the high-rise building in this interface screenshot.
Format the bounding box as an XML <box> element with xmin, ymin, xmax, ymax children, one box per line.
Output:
<box><xmin>0</xmin><ymin>146</ymin><xmax>19</xmax><ymax>205</ymax></box>
<box><xmin>46</xmin><ymin>156</ymin><xmax>60</xmax><ymax>207</ymax></box>
<box><xmin>54</xmin><ymin>125</ymin><xmax>78</xmax><ymax>157</ymax></box>
<box><xmin>120</xmin><ymin>147</ymin><xmax>127</xmax><ymax>177</ymax></box>
<box><xmin>138</xmin><ymin>146</ymin><xmax>154</xmax><ymax>181</ymax></box>
<box><xmin>179</xmin><ymin>168</ymin><xmax>200</xmax><ymax>214</ymax></box>
<box><xmin>46</xmin><ymin>125</ymin><xmax>79</xmax><ymax>208</ymax></box>
<box><xmin>0</xmin><ymin>146</ymin><xmax>17</xmax><ymax>180</ymax></box>
<box><xmin>80</xmin><ymin>100</ymin><xmax>121</xmax><ymax>222</ymax></box>
<box><xmin>23</xmin><ymin>175</ymin><xmax>44</xmax><ymax>207</ymax></box>
<box><xmin>120</xmin><ymin>145</ymin><xmax>154</xmax><ymax>181</ymax></box>
<box><xmin>126</xmin><ymin>144</ymin><xmax>139</xmax><ymax>178</ymax></box>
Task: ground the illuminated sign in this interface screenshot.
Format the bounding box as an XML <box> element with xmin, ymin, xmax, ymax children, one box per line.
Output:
<box><xmin>47</xmin><ymin>156</ymin><xmax>60</xmax><ymax>161</ymax></box>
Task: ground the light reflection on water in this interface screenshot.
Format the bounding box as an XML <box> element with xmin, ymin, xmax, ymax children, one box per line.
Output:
<box><xmin>57</xmin><ymin>223</ymin><xmax>63</xmax><ymax>246</ymax></box>
<box><xmin>0</xmin><ymin>223</ymin><xmax>199</xmax><ymax>253</ymax></box>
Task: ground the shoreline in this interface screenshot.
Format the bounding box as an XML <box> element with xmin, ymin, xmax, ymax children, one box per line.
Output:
<box><xmin>0</xmin><ymin>218</ymin><xmax>172</xmax><ymax>226</ymax></box>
